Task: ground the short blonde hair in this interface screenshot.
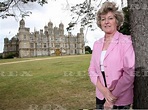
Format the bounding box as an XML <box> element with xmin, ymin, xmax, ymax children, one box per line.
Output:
<box><xmin>97</xmin><ymin>1</ymin><xmax>124</xmax><ymax>30</ymax></box>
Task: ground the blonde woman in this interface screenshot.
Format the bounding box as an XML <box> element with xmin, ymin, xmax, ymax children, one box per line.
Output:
<box><xmin>88</xmin><ymin>1</ymin><xmax>135</xmax><ymax>109</ymax></box>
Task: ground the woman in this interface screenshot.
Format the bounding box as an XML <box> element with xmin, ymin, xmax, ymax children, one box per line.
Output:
<box><xmin>88</xmin><ymin>1</ymin><xmax>135</xmax><ymax>109</ymax></box>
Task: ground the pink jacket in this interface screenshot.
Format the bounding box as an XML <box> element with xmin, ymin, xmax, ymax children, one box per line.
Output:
<box><xmin>88</xmin><ymin>31</ymin><xmax>135</xmax><ymax>106</ymax></box>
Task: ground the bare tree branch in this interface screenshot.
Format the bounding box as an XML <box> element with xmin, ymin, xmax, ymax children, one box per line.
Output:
<box><xmin>67</xmin><ymin>0</ymin><xmax>97</xmax><ymax>31</ymax></box>
<box><xmin>0</xmin><ymin>0</ymin><xmax>47</xmax><ymax>19</ymax></box>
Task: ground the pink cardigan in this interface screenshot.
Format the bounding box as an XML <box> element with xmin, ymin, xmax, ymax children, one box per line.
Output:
<box><xmin>88</xmin><ymin>31</ymin><xmax>135</xmax><ymax>106</ymax></box>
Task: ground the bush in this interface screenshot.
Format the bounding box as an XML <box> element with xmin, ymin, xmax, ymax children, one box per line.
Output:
<box><xmin>85</xmin><ymin>46</ymin><xmax>92</xmax><ymax>54</ymax></box>
<box><xmin>85</xmin><ymin>51</ymin><xmax>90</xmax><ymax>54</ymax></box>
<box><xmin>0</xmin><ymin>54</ymin><xmax>2</xmax><ymax>59</ymax></box>
<box><xmin>4</xmin><ymin>53</ymin><xmax>17</xmax><ymax>59</ymax></box>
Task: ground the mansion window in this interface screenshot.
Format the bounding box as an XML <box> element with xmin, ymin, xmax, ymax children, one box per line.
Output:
<box><xmin>52</xmin><ymin>43</ymin><xmax>54</xmax><ymax>47</ymax></box>
<box><xmin>24</xmin><ymin>35</ymin><xmax>26</xmax><ymax>40</ymax></box>
<box><xmin>31</xmin><ymin>43</ymin><xmax>34</xmax><ymax>48</ymax></box>
<box><xmin>55</xmin><ymin>45</ymin><xmax>58</xmax><ymax>47</ymax></box>
<box><xmin>70</xmin><ymin>50</ymin><xmax>73</xmax><ymax>53</ymax></box>
<box><xmin>24</xmin><ymin>43</ymin><xmax>26</xmax><ymax>47</ymax></box>
<box><xmin>44</xmin><ymin>43</ymin><xmax>46</xmax><ymax>48</ymax></box>
<box><xmin>37</xmin><ymin>43</ymin><xmax>41</xmax><ymax>48</ymax></box>
<box><xmin>30</xmin><ymin>37</ymin><xmax>34</xmax><ymax>41</ymax></box>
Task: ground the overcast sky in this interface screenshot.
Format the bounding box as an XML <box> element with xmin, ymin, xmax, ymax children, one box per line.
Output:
<box><xmin>0</xmin><ymin>0</ymin><xmax>126</xmax><ymax>53</ymax></box>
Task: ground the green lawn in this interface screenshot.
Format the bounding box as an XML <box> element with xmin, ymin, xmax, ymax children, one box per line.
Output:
<box><xmin>0</xmin><ymin>55</ymin><xmax>96</xmax><ymax>110</ymax></box>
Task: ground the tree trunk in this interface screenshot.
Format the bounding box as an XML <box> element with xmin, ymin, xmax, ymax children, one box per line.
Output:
<box><xmin>128</xmin><ymin>0</ymin><xmax>148</xmax><ymax>109</ymax></box>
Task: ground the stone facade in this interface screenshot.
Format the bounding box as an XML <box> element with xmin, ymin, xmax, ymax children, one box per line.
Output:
<box><xmin>3</xmin><ymin>37</ymin><xmax>19</xmax><ymax>58</ymax></box>
<box><xmin>3</xmin><ymin>19</ymin><xmax>85</xmax><ymax>58</ymax></box>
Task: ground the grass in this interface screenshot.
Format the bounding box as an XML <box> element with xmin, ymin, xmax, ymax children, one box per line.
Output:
<box><xmin>0</xmin><ymin>55</ymin><xmax>67</xmax><ymax>63</ymax></box>
<box><xmin>0</xmin><ymin>57</ymin><xmax>31</xmax><ymax>63</ymax></box>
<box><xmin>0</xmin><ymin>54</ymin><xmax>96</xmax><ymax>110</ymax></box>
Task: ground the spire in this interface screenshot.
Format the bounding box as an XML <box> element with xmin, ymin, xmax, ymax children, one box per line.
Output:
<box><xmin>59</xmin><ymin>22</ymin><xmax>64</xmax><ymax>30</ymax></box>
<box><xmin>19</xmin><ymin>18</ymin><xmax>25</xmax><ymax>28</ymax></box>
<box><xmin>48</xmin><ymin>20</ymin><xmax>53</xmax><ymax>28</ymax></box>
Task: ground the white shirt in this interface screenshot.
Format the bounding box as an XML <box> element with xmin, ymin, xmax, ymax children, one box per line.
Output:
<box><xmin>100</xmin><ymin>50</ymin><xmax>107</xmax><ymax>71</ymax></box>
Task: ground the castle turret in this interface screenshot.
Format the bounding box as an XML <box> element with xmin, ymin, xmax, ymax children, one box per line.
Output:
<box><xmin>48</xmin><ymin>21</ymin><xmax>53</xmax><ymax>35</ymax></box>
<box><xmin>4</xmin><ymin>38</ymin><xmax>9</xmax><ymax>43</ymax></box>
<box><xmin>44</xmin><ymin>25</ymin><xmax>48</xmax><ymax>32</ymax></box>
<box><xmin>59</xmin><ymin>22</ymin><xmax>64</xmax><ymax>35</ymax></box>
<box><xmin>59</xmin><ymin>22</ymin><xmax>64</xmax><ymax>30</ymax></box>
<box><xmin>54</xmin><ymin>26</ymin><xmax>59</xmax><ymax>36</ymax></box>
<box><xmin>80</xmin><ymin>28</ymin><xmax>83</xmax><ymax>34</ymax></box>
<box><xmin>18</xmin><ymin>19</ymin><xmax>31</xmax><ymax>58</ymax></box>
<box><xmin>77</xmin><ymin>28</ymin><xmax>85</xmax><ymax>54</ymax></box>
<box><xmin>3</xmin><ymin>38</ymin><xmax>9</xmax><ymax>53</ymax></box>
<box><xmin>19</xmin><ymin>19</ymin><xmax>25</xmax><ymax>29</ymax></box>
<box><xmin>48</xmin><ymin>21</ymin><xmax>53</xmax><ymax>28</ymax></box>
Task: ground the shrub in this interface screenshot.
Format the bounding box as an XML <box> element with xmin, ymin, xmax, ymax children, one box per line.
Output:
<box><xmin>85</xmin><ymin>51</ymin><xmax>90</xmax><ymax>54</ymax></box>
<box><xmin>4</xmin><ymin>53</ymin><xmax>17</xmax><ymax>59</ymax></box>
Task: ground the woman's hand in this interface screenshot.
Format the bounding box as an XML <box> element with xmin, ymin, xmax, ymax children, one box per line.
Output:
<box><xmin>96</xmin><ymin>79</ymin><xmax>117</xmax><ymax>106</ymax></box>
<box><xmin>103</xmin><ymin>88</ymin><xmax>117</xmax><ymax>110</ymax></box>
<box><xmin>104</xmin><ymin>101</ymin><xmax>113</xmax><ymax>109</ymax></box>
<box><xmin>102</xmin><ymin>87</ymin><xmax>117</xmax><ymax>103</ymax></box>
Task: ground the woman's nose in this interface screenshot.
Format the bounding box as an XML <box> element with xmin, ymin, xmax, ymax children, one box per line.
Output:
<box><xmin>105</xmin><ymin>19</ymin><xmax>109</xmax><ymax>23</ymax></box>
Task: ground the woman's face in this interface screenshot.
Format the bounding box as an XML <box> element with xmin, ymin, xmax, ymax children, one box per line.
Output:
<box><xmin>100</xmin><ymin>11</ymin><xmax>117</xmax><ymax>34</ymax></box>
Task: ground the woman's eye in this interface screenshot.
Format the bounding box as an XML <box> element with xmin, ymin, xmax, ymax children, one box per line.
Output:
<box><xmin>109</xmin><ymin>17</ymin><xmax>113</xmax><ymax>20</ymax></box>
<box><xmin>101</xmin><ymin>18</ymin><xmax>105</xmax><ymax>21</ymax></box>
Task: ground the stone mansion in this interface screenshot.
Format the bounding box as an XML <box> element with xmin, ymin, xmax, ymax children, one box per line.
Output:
<box><xmin>3</xmin><ymin>19</ymin><xmax>85</xmax><ymax>58</ymax></box>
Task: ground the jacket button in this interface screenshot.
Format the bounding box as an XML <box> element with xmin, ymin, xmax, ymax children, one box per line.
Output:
<box><xmin>104</xmin><ymin>65</ymin><xmax>107</xmax><ymax>67</ymax></box>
